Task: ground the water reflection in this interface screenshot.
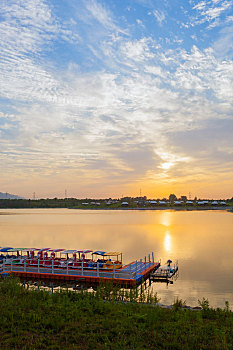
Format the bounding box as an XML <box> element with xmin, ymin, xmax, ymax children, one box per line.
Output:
<box><xmin>160</xmin><ymin>211</ymin><xmax>172</xmax><ymax>227</ymax></box>
<box><xmin>164</xmin><ymin>230</ymin><xmax>171</xmax><ymax>252</ymax></box>
<box><xmin>0</xmin><ymin>209</ymin><xmax>232</xmax><ymax>308</ymax></box>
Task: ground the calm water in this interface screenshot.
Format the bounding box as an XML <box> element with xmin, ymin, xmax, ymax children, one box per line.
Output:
<box><xmin>0</xmin><ymin>209</ymin><xmax>232</xmax><ymax>308</ymax></box>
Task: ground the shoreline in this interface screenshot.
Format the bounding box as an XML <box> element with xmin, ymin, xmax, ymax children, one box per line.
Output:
<box><xmin>0</xmin><ymin>206</ymin><xmax>232</xmax><ymax>212</ymax></box>
<box><xmin>69</xmin><ymin>206</ymin><xmax>232</xmax><ymax>211</ymax></box>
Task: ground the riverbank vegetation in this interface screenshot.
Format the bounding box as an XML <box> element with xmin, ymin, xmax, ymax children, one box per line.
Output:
<box><xmin>0</xmin><ymin>197</ymin><xmax>233</xmax><ymax>210</ymax></box>
<box><xmin>0</xmin><ymin>278</ymin><xmax>232</xmax><ymax>349</ymax></box>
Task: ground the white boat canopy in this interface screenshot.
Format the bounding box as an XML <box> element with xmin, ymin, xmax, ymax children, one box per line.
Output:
<box><xmin>61</xmin><ymin>249</ymin><xmax>78</xmax><ymax>255</ymax></box>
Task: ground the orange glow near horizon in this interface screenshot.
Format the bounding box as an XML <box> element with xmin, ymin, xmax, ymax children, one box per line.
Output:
<box><xmin>1</xmin><ymin>170</ymin><xmax>233</xmax><ymax>200</ymax></box>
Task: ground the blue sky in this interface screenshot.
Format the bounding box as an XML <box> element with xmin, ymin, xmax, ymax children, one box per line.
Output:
<box><xmin>0</xmin><ymin>0</ymin><xmax>233</xmax><ymax>198</ymax></box>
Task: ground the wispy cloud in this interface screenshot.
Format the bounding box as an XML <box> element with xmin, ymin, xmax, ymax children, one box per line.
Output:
<box><xmin>152</xmin><ymin>10</ymin><xmax>165</xmax><ymax>25</ymax></box>
<box><xmin>191</xmin><ymin>0</ymin><xmax>233</xmax><ymax>28</ymax></box>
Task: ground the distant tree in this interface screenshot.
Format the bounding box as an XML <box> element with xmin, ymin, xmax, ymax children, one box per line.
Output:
<box><xmin>169</xmin><ymin>194</ymin><xmax>177</xmax><ymax>202</ymax></box>
<box><xmin>180</xmin><ymin>196</ymin><xmax>187</xmax><ymax>202</ymax></box>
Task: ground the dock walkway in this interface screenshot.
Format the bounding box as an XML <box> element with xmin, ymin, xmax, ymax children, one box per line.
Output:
<box><xmin>0</xmin><ymin>254</ymin><xmax>160</xmax><ymax>288</ymax></box>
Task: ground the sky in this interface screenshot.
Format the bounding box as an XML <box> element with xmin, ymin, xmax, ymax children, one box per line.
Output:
<box><xmin>0</xmin><ymin>0</ymin><xmax>233</xmax><ymax>199</ymax></box>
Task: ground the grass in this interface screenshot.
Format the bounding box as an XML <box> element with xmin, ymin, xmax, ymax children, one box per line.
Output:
<box><xmin>0</xmin><ymin>277</ymin><xmax>232</xmax><ymax>349</ymax></box>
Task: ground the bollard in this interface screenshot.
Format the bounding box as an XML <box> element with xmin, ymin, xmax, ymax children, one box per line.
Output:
<box><xmin>152</xmin><ymin>252</ymin><xmax>154</xmax><ymax>263</ymax></box>
<box><xmin>82</xmin><ymin>260</ymin><xmax>84</xmax><ymax>276</ymax></box>
<box><xmin>97</xmin><ymin>262</ymin><xmax>99</xmax><ymax>277</ymax></box>
<box><xmin>11</xmin><ymin>260</ymin><xmax>12</xmax><ymax>272</ymax></box>
<box><xmin>148</xmin><ymin>254</ymin><xmax>151</xmax><ymax>264</ymax></box>
<box><xmin>38</xmin><ymin>259</ymin><xmax>39</xmax><ymax>273</ymax></box>
<box><xmin>67</xmin><ymin>261</ymin><xmax>68</xmax><ymax>275</ymax></box>
<box><xmin>52</xmin><ymin>259</ymin><xmax>54</xmax><ymax>274</ymax></box>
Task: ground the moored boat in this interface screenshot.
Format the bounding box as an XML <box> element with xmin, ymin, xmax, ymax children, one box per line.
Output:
<box><xmin>150</xmin><ymin>260</ymin><xmax>178</xmax><ymax>280</ymax></box>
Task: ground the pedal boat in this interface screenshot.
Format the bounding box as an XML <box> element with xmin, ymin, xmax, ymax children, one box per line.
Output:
<box><xmin>92</xmin><ymin>251</ymin><xmax>123</xmax><ymax>269</ymax></box>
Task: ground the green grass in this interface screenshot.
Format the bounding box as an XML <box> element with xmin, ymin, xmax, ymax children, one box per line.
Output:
<box><xmin>0</xmin><ymin>278</ymin><xmax>232</xmax><ymax>349</ymax></box>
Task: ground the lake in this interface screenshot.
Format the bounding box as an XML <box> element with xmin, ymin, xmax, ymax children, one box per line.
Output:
<box><xmin>0</xmin><ymin>208</ymin><xmax>232</xmax><ymax>308</ymax></box>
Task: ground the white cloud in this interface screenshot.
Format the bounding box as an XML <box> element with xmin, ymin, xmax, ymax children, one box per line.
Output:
<box><xmin>119</xmin><ymin>38</ymin><xmax>155</xmax><ymax>63</ymax></box>
<box><xmin>153</xmin><ymin>10</ymin><xmax>165</xmax><ymax>25</ymax></box>
<box><xmin>191</xmin><ymin>0</ymin><xmax>233</xmax><ymax>28</ymax></box>
<box><xmin>84</xmin><ymin>0</ymin><xmax>127</xmax><ymax>34</ymax></box>
<box><xmin>0</xmin><ymin>0</ymin><xmax>80</xmax><ymax>103</ymax></box>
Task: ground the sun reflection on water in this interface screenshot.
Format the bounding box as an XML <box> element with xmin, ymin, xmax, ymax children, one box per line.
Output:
<box><xmin>160</xmin><ymin>211</ymin><xmax>171</xmax><ymax>227</ymax></box>
<box><xmin>164</xmin><ymin>230</ymin><xmax>172</xmax><ymax>252</ymax></box>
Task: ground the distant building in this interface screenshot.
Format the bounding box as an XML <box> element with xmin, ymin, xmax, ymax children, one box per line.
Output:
<box><xmin>158</xmin><ymin>201</ymin><xmax>167</xmax><ymax>205</ymax></box>
<box><xmin>174</xmin><ymin>201</ymin><xmax>182</xmax><ymax>205</ymax></box>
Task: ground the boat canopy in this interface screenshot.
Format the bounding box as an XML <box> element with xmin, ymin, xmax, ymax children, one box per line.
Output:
<box><xmin>77</xmin><ymin>249</ymin><xmax>92</xmax><ymax>254</ymax></box>
<box><xmin>0</xmin><ymin>247</ymin><xmax>13</xmax><ymax>252</ymax></box>
<box><xmin>22</xmin><ymin>248</ymin><xmax>39</xmax><ymax>252</ymax></box>
<box><xmin>61</xmin><ymin>249</ymin><xmax>78</xmax><ymax>254</ymax></box>
<box><xmin>104</xmin><ymin>252</ymin><xmax>121</xmax><ymax>256</ymax></box>
<box><xmin>50</xmin><ymin>248</ymin><xmax>65</xmax><ymax>253</ymax></box>
<box><xmin>92</xmin><ymin>251</ymin><xmax>106</xmax><ymax>256</ymax></box>
<box><xmin>8</xmin><ymin>248</ymin><xmax>26</xmax><ymax>252</ymax></box>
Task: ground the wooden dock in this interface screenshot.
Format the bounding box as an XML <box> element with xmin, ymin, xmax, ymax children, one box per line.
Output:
<box><xmin>0</xmin><ymin>256</ymin><xmax>160</xmax><ymax>288</ymax></box>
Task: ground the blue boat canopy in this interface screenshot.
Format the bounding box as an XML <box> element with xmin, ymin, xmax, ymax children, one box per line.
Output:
<box><xmin>0</xmin><ymin>247</ymin><xmax>13</xmax><ymax>252</ymax></box>
<box><xmin>92</xmin><ymin>251</ymin><xmax>106</xmax><ymax>256</ymax></box>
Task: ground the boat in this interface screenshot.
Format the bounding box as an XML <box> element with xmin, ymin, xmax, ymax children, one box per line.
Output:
<box><xmin>150</xmin><ymin>260</ymin><xmax>178</xmax><ymax>281</ymax></box>
<box><xmin>0</xmin><ymin>247</ymin><xmax>14</xmax><ymax>263</ymax></box>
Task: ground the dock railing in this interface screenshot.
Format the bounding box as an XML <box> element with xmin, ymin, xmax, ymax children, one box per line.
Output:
<box><xmin>1</xmin><ymin>252</ymin><xmax>158</xmax><ymax>281</ymax></box>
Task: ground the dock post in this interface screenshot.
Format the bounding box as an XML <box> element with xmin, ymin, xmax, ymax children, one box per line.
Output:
<box><xmin>129</xmin><ymin>263</ymin><xmax>132</xmax><ymax>279</ymax></box>
<box><xmin>24</xmin><ymin>259</ymin><xmax>26</xmax><ymax>272</ymax></box>
<box><xmin>11</xmin><ymin>260</ymin><xmax>12</xmax><ymax>272</ymax></box>
<box><xmin>97</xmin><ymin>262</ymin><xmax>99</xmax><ymax>277</ymax></box>
<box><xmin>52</xmin><ymin>259</ymin><xmax>54</xmax><ymax>274</ymax></box>
<box><xmin>152</xmin><ymin>252</ymin><xmax>154</xmax><ymax>263</ymax></box>
<box><xmin>113</xmin><ymin>263</ymin><xmax>115</xmax><ymax>278</ymax></box>
<box><xmin>149</xmin><ymin>254</ymin><xmax>151</xmax><ymax>264</ymax></box>
<box><xmin>82</xmin><ymin>260</ymin><xmax>84</xmax><ymax>276</ymax></box>
<box><xmin>38</xmin><ymin>259</ymin><xmax>39</xmax><ymax>273</ymax></box>
<box><xmin>67</xmin><ymin>261</ymin><xmax>68</xmax><ymax>275</ymax></box>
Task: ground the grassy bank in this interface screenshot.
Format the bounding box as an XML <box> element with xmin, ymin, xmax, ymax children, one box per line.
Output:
<box><xmin>0</xmin><ymin>278</ymin><xmax>232</xmax><ymax>349</ymax></box>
